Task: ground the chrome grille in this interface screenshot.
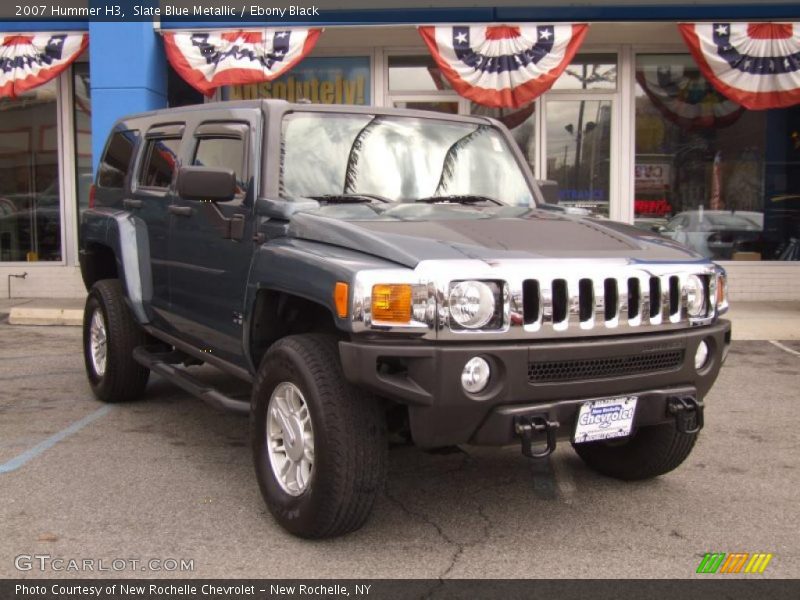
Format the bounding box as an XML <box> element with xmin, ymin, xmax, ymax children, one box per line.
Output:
<box><xmin>528</xmin><ymin>349</ymin><xmax>685</xmax><ymax>383</ymax></box>
<box><xmin>350</xmin><ymin>259</ymin><xmax>722</xmax><ymax>341</ymax></box>
<box><xmin>521</xmin><ymin>272</ymin><xmax>694</xmax><ymax>333</ymax></box>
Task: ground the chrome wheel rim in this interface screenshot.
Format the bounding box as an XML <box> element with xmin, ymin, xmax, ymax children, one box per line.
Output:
<box><xmin>89</xmin><ymin>308</ymin><xmax>108</xmax><ymax>377</ymax></box>
<box><xmin>266</xmin><ymin>382</ymin><xmax>314</xmax><ymax>496</ymax></box>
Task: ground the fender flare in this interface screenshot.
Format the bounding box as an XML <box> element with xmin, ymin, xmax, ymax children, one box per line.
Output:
<box><xmin>82</xmin><ymin>209</ymin><xmax>153</xmax><ymax>324</ymax></box>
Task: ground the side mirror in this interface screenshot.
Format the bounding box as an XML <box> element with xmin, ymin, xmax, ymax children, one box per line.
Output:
<box><xmin>177</xmin><ymin>166</ymin><xmax>237</xmax><ymax>202</ymax></box>
<box><xmin>536</xmin><ymin>179</ymin><xmax>560</xmax><ymax>205</ymax></box>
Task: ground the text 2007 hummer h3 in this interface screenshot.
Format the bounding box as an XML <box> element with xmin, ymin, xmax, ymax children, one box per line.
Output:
<box><xmin>80</xmin><ymin>100</ymin><xmax>730</xmax><ymax>538</ymax></box>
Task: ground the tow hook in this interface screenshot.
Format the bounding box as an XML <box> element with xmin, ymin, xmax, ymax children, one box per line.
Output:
<box><xmin>667</xmin><ymin>396</ymin><xmax>705</xmax><ymax>434</ymax></box>
<box><xmin>514</xmin><ymin>415</ymin><xmax>560</xmax><ymax>459</ymax></box>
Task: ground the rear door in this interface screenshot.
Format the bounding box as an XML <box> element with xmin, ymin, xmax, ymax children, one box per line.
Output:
<box><xmin>167</xmin><ymin>114</ymin><xmax>260</xmax><ymax>365</ymax></box>
<box><xmin>129</xmin><ymin>123</ymin><xmax>184</xmax><ymax>329</ymax></box>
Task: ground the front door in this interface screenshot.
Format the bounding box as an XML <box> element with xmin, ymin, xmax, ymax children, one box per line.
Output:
<box><xmin>167</xmin><ymin>116</ymin><xmax>259</xmax><ymax>366</ymax></box>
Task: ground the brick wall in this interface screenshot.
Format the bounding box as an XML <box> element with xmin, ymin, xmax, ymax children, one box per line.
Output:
<box><xmin>722</xmin><ymin>263</ymin><xmax>800</xmax><ymax>301</ymax></box>
<box><xmin>0</xmin><ymin>266</ymin><xmax>86</xmax><ymax>299</ymax></box>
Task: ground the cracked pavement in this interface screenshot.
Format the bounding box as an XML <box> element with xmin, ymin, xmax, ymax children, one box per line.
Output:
<box><xmin>1</xmin><ymin>324</ymin><xmax>798</xmax><ymax>579</ymax></box>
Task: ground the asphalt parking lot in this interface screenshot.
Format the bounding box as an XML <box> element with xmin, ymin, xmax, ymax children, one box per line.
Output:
<box><xmin>0</xmin><ymin>321</ymin><xmax>798</xmax><ymax>579</ymax></box>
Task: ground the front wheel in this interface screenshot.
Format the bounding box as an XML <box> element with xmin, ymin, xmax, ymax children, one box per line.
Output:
<box><xmin>572</xmin><ymin>422</ymin><xmax>698</xmax><ymax>480</ymax></box>
<box><xmin>251</xmin><ymin>334</ymin><xmax>387</xmax><ymax>538</ymax></box>
<box><xmin>83</xmin><ymin>279</ymin><xmax>149</xmax><ymax>403</ymax></box>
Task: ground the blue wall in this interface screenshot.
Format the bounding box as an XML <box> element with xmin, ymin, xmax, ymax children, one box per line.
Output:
<box><xmin>88</xmin><ymin>21</ymin><xmax>167</xmax><ymax>171</ymax></box>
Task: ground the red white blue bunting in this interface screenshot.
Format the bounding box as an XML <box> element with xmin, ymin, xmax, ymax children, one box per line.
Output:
<box><xmin>0</xmin><ymin>33</ymin><xmax>88</xmax><ymax>98</ymax></box>
<box><xmin>635</xmin><ymin>66</ymin><xmax>744</xmax><ymax>131</ymax></box>
<box><xmin>679</xmin><ymin>22</ymin><xmax>800</xmax><ymax>110</ymax></box>
<box><xmin>418</xmin><ymin>24</ymin><xmax>589</xmax><ymax>108</ymax></box>
<box><xmin>163</xmin><ymin>29</ymin><xmax>321</xmax><ymax>96</ymax></box>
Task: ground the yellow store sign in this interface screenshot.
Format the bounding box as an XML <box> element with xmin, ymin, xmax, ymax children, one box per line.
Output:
<box><xmin>223</xmin><ymin>57</ymin><xmax>370</xmax><ymax>105</ymax></box>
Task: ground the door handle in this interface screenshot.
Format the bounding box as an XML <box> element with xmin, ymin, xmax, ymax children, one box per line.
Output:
<box><xmin>123</xmin><ymin>199</ymin><xmax>143</xmax><ymax>210</ymax></box>
<box><xmin>168</xmin><ymin>205</ymin><xmax>193</xmax><ymax>217</ymax></box>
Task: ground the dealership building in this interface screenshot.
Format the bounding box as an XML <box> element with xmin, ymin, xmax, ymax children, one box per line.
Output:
<box><xmin>1</xmin><ymin>0</ymin><xmax>799</xmax><ymax>299</ymax></box>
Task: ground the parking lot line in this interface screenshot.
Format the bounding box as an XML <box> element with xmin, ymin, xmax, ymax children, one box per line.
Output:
<box><xmin>0</xmin><ymin>405</ymin><xmax>112</xmax><ymax>474</ymax></box>
<box><xmin>769</xmin><ymin>340</ymin><xmax>800</xmax><ymax>357</ymax></box>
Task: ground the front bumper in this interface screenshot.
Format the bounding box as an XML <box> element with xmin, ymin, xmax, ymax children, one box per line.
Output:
<box><xmin>339</xmin><ymin>319</ymin><xmax>731</xmax><ymax>448</ymax></box>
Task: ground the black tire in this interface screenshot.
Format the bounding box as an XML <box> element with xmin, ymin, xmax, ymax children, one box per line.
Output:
<box><xmin>83</xmin><ymin>279</ymin><xmax>149</xmax><ymax>403</ymax></box>
<box><xmin>572</xmin><ymin>422</ymin><xmax>698</xmax><ymax>481</ymax></box>
<box><xmin>251</xmin><ymin>334</ymin><xmax>387</xmax><ymax>538</ymax></box>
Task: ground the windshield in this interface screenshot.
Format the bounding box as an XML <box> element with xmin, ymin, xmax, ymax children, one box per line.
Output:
<box><xmin>280</xmin><ymin>112</ymin><xmax>535</xmax><ymax>207</ymax></box>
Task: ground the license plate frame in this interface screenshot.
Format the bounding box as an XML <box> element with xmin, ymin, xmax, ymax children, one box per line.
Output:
<box><xmin>573</xmin><ymin>396</ymin><xmax>638</xmax><ymax>444</ymax></box>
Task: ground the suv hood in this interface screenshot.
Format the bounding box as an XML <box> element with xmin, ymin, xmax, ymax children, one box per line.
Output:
<box><xmin>287</xmin><ymin>209</ymin><xmax>704</xmax><ymax>268</ymax></box>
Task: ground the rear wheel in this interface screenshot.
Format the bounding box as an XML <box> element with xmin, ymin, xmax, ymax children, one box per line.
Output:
<box><xmin>251</xmin><ymin>334</ymin><xmax>387</xmax><ymax>538</ymax></box>
<box><xmin>572</xmin><ymin>422</ymin><xmax>698</xmax><ymax>480</ymax></box>
<box><xmin>83</xmin><ymin>279</ymin><xmax>149</xmax><ymax>403</ymax></box>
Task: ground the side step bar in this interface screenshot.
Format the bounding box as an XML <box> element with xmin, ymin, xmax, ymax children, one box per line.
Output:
<box><xmin>132</xmin><ymin>346</ymin><xmax>250</xmax><ymax>414</ymax></box>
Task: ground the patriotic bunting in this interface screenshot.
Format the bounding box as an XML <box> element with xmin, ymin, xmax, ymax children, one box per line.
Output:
<box><xmin>679</xmin><ymin>22</ymin><xmax>800</xmax><ymax>110</ymax></box>
<box><xmin>0</xmin><ymin>33</ymin><xmax>88</xmax><ymax>98</ymax></box>
<box><xmin>162</xmin><ymin>29</ymin><xmax>322</xmax><ymax>96</ymax></box>
<box><xmin>418</xmin><ymin>24</ymin><xmax>589</xmax><ymax>108</ymax></box>
<box><xmin>635</xmin><ymin>66</ymin><xmax>744</xmax><ymax>131</ymax></box>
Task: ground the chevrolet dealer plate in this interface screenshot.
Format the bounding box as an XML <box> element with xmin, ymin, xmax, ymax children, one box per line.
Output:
<box><xmin>573</xmin><ymin>396</ymin><xmax>638</xmax><ymax>444</ymax></box>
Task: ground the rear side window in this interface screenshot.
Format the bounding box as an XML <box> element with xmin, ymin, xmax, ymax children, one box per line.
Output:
<box><xmin>139</xmin><ymin>138</ymin><xmax>181</xmax><ymax>189</ymax></box>
<box><xmin>193</xmin><ymin>137</ymin><xmax>247</xmax><ymax>190</ymax></box>
<box><xmin>97</xmin><ymin>130</ymin><xmax>139</xmax><ymax>188</ymax></box>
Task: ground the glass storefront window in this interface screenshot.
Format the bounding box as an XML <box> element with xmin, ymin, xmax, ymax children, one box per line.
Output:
<box><xmin>388</xmin><ymin>55</ymin><xmax>453</xmax><ymax>92</ymax></box>
<box><xmin>73</xmin><ymin>62</ymin><xmax>92</xmax><ymax>217</ymax></box>
<box><xmin>635</xmin><ymin>54</ymin><xmax>800</xmax><ymax>261</ymax></box>
<box><xmin>551</xmin><ymin>53</ymin><xmax>617</xmax><ymax>91</ymax></box>
<box><xmin>546</xmin><ymin>99</ymin><xmax>612</xmax><ymax>217</ymax></box>
<box><xmin>0</xmin><ymin>79</ymin><xmax>61</xmax><ymax>262</ymax></box>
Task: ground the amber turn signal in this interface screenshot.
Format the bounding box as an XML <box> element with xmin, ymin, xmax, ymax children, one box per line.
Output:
<box><xmin>371</xmin><ymin>284</ymin><xmax>412</xmax><ymax>323</ymax></box>
<box><xmin>716</xmin><ymin>274</ymin><xmax>727</xmax><ymax>307</ymax></box>
<box><xmin>334</xmin><ymin>282</ymin><xmax>349</xmax><ymax>318</ymax></box>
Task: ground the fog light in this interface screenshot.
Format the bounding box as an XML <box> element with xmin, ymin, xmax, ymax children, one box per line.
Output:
<box><xmin>461</xmin><ymin>356</ymin><xmax>491</xmax><ymax>394</ymax></box>
<box><xmin>695</xmin><ymin>340</ymin><xmax>710</xmax><ymax>371</ymax></box>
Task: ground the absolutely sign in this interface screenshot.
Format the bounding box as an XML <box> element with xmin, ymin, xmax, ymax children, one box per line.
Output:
<box><xmin>223</xmin><ymin>56</ymin><xmax>370</xmax><ymax>105</ymax></box>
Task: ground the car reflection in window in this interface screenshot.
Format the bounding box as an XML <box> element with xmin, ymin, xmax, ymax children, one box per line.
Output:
<box><xmin>659</xmin><ymin>210</ymin><xmax>763</xmax><ymax>260</ymax></box>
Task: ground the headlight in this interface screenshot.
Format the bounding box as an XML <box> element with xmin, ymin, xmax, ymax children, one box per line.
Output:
<box><xmin>685</xmin><ymin>274</ymin><xmax>706</xmax><ymax>318</ymax></box>
<box><xmin>448</xmin><ymin>281</ymin><xmax>497</xmax><ymax>329</ymax></box>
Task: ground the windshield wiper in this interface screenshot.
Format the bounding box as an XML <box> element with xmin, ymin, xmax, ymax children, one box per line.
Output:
<box><xmin>310</xmin><ymin>193</ymin><xmax>390</xmax><ymax>204</ymax></box>
<box><xmin>415</xmin><ymin>194</ymin><xmax>502</xmax><ymax>206</ymax></box>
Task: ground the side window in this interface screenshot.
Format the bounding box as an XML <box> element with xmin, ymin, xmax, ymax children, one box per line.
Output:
<box><xmin>97</xmin><ymin>130</ymin><xmax>139</xmax><ymax>188</ymax></box>
<box><xmin>138</xmin><ymin>137</ymin><xmax>181</xmax><ymax>189</ymax></box>
<box><xmin>193</xmin><ymin>137</ymin><xmax>247</xmax><ymax>193</ymax></box>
